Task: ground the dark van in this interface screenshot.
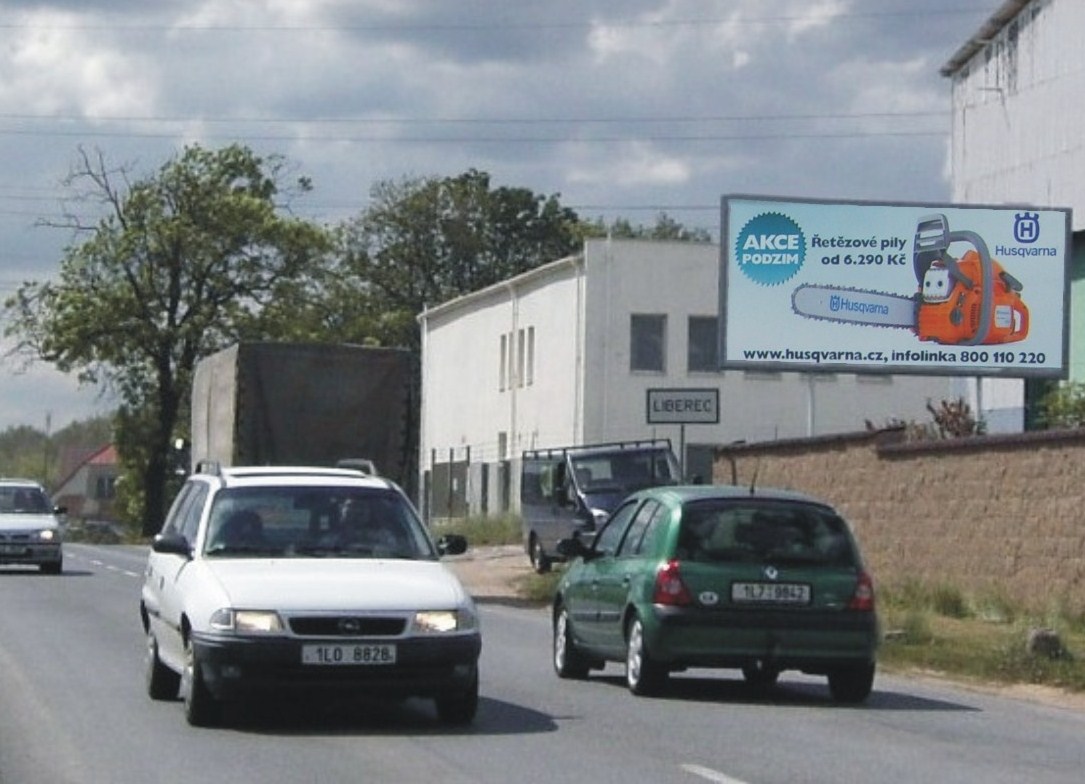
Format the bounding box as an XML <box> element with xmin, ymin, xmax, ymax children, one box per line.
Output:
<box><xmin>520</xmin><ymin>440</ymin><xmax>681</xmax><ymax>572</ymax></box>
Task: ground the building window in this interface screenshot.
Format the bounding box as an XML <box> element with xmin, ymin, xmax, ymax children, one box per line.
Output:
<box><xmin>517</xmin><ymin>328</ymin><xmax>526</xmax><ymax>388</ymax></box>
<box><xmin>95</xmin><ymin>475</ymin><xmax>116</xmax><ymax>500</ymax></box>
<box><xmin>499</xmin><ymin>334</ymin><xmax>507</xmax><ymax>392</ymax></box>
<box><xmin>497</xmin><ymin>432</ymin><xmax>508</xmax><ymax>460</ymax></box>
<box><xmin>687</xmin><ymin>316</ymin><xmax>718</xmax><ymax>372</ymax></box>
<box><xmin>526</xmin><ymin>326</ymin><xmax>535</xmax><ymax>386</ymax></box>
<box><xmin>630</xmin><ymin>314</ymin><xmax>666</xmax><ymax>372</ymax></box>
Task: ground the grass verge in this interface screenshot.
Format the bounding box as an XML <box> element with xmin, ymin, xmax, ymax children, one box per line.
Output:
<box><xmin>878</xmin><ymin>581</ymin><xmax>1085</xmax><ymax>692</ymax></box>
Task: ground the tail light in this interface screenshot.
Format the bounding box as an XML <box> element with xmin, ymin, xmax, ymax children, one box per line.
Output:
<box><xmin>653</xmin><ymin>559</ymin><xmax>693</xmax><ymax>606</ymax></box>
<box><xmin>847</xmin><ymin>570</ymin><xmax>876</xmax><ymax>611</ymax></box>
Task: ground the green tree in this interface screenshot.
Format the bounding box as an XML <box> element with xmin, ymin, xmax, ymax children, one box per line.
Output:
<box><xmin>1038</xmin><ymin>381</ymin><xmax>1085</xmax><ymax>428</ymax></box>
<box><xmin>581</xmin><ymin>211</ymin><xmax>713</xmax><ymax>242</ymax></box>
<box><xmin>3</xmin><ymin>144</ymin><xmax>330</xmax><ymax>535</ymax></box>
<box><xmin>324</xmin><ymin>169</ymin><xmax>584</xmax><ymax>349</ymax></box>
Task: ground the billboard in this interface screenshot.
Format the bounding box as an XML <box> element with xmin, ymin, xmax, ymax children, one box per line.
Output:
<box><xmin>719</xmin><ymin>195</ymin><xmax>1071</xmax><ymax>378</ymax></box>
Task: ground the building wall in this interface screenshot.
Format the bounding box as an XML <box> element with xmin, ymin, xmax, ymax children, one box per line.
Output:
<box><xmin>714</xmin><ymin>428</ymin><xmax>1085</xmax><ymax>615</ymax></box>
<box><xmin>946</xmin><ymin>0</ymin><xmax>1085</xmax><ymax>392</ymax></box>
<box><xmin>948</xmin><ymin>0</ymin><xmax>1085</xmax><ymax>232</ymax></box>
<box><xmin>420</xmin><ymin>258</ymin><xmax>584</xmax><ymax>467</ymax></box>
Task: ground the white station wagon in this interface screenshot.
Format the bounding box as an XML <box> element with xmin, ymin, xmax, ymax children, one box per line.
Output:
<box><xmin>140</xmin><ymin>465</ymin><xmax>481</xmax><ymax>727</ymax></box>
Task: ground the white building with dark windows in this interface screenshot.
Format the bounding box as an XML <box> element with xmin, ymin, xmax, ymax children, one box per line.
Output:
<box><xmin>417</xmin><ymin>238</ymin><xmax>957</xmax><ymax>518</ymax></box>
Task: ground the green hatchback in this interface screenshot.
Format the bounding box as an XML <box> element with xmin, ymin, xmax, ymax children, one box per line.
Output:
<box><xmin>551</xmin><ymin>485</ymin><xmax>879</xmax><ymax>702</ymax></box>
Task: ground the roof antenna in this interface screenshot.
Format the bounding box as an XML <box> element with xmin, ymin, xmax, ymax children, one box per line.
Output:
<box><xmin>748</xmin><ymin>460</ymin><xmax>760</xmax><ymax>495</ymax></box>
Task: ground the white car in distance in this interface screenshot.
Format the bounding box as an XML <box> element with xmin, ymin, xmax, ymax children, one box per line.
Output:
<box><xmin>0</xmin><ymin>479</ymin><xmax>64</xmax><ymax>574</ymax></box>
<box><xmin>140</xmin><ymin>465</ymin><xmax>481</xmax><ymax>727</ymax></box>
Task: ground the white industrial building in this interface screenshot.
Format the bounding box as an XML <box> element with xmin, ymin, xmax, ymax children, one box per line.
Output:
<box><xmin>417</xmin><ymin>239</ymin><xmax>957</xmax><ymax>518</ymax></box>
<box><xmin>942</xmin><ymin>0</ymin><xmax>1085</xmax><ymax>418</ymax></box>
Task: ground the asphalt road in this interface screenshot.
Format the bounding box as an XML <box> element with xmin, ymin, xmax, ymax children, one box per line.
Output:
<box><xmin>2</xmin><ymin>544</ymin><xmax>1084</xmax><ymax>784</ymax></box>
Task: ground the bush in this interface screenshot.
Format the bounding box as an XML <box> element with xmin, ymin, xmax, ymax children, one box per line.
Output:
<box><xmin>431</xmin><ymin>514</ymin><xmax>521</xmax><ymax>547</ymax></box>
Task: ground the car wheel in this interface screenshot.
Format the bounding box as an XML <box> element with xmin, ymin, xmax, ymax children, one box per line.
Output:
<box><xmin>553</xmin><ymin>606</ymin><xmax>590</xmax><ymax>679</ymax></box>
<box><xmin>530</xmin><ymin>536</ymin><xmax>552</xmax><ymax>574</ymax></box>
<box><xmin>39</xmin><ymin>561</ymin><xmax>62</xmax><ymax>575</ymax></box>
<box><xmin>145</xmin><ymin>631</ymin><xmax>180</xmax><ymax>700</ymax></box>
<box><xmin>741</xmin><ymin>661</ymin><xmax>780</xmax><ymax>690</ymax></box>
<box><xmin>827</xmin><ymin>662</ymin><xmax>876</xmax><ymax>704</ymax></box>
<box><xmin>435</xmin><ymin>664</ymin><xmax>479</xmax><ymax>726</ymax></box>
<box><xmin>182</xmin><ymin>635</ymin><xmax>221</xmax><ymax>726</ymax></box>
<box><xmin>625</xmin><ymin>616</ymin><xmax>666</xmax><ymax>696</ymax></box>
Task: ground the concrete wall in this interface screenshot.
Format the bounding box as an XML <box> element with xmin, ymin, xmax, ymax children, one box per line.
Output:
<box><xmin>714</xmin><ymin>428</ymin><xmax>1085</xmax><ymax>615</ymax></box>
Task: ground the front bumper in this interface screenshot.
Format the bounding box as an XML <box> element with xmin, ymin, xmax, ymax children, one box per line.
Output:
<box><xmin>0</xmin><ymin>540</ymin><xmax>62</xmax><ymax>567</ymax></box>
<box><xmin>190</xmin><ymin>631</ymin><xmax>482</xmax><ymax>702</ymax></box>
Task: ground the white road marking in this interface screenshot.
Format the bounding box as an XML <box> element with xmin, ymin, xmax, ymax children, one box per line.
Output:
<box><xmin>681</xmin><ymin>763</ymin><xmax>752</xmax><ymax>784</ymax></box>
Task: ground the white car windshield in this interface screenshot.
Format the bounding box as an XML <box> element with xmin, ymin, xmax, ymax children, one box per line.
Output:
<box><xmin>203</xmin><ymin>486</ymin><xmax>436</xmax><ymax>560</ymax></box>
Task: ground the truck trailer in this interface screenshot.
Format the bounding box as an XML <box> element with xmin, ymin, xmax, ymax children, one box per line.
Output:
<box><xmin>190</xmin><ymin>342</ymin><xmax>416</xmax><ymax>492</ymax></box>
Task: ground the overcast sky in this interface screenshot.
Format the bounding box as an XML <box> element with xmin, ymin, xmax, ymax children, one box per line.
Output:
<box><xmin>0</xmin><ymin>0</ymin><xmax>998</xmax><ymax>433</ymax></box>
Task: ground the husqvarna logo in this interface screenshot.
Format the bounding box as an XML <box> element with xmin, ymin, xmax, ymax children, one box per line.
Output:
<box><xmin>1014</xmin><ymin>212</ymin><xmax>1040</xmax><ymax>244</ymax></box>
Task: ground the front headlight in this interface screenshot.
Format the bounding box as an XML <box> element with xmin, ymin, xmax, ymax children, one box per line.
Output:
<box><xmin>209</xmin><ymin>609</ymin><xmax>284</xmax><ymax>633</ymax></box>
<box><xmin>412</xmin><ymin>608</ymin><xmax>478</xmax><ymax>634</ymax></box>
<box><xmin>38</xmin><ymin>529</ymin><xmax>56</xmax><ymax>542</ymax></box>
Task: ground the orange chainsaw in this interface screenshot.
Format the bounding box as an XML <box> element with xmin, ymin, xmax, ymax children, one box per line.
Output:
<box><xmin>791</xmin><ymin>213</ymin><xmax>1029</xmax><ymax>345</ymax></box>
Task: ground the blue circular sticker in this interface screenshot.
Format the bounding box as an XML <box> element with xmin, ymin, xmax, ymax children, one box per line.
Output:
<box><xmin>735</xmin><ymin>212</ymin><xmax>805</xmax><ymax>286</ymax></box>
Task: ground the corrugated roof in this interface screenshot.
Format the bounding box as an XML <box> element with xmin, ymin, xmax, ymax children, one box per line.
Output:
<box><xmin>940</xmin><ymin>0</ymin><xmax>1033</xmax><ymax>77</ymax></box>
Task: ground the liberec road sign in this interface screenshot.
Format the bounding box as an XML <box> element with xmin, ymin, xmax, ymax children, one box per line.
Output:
<box><xmin>646</xmin><ymin>388</ymin><xmax>720</xmax><ymax>425</ymax></box>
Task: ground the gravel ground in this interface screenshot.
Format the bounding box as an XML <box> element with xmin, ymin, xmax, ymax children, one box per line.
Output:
<box><xmin>445</xmin><ymin>544</ymin><xmax>534</xmax><ymax>601</ymax></box>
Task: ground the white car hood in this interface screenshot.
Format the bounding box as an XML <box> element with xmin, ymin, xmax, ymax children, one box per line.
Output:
<box><xmin>199</xmin><ymin>558</ymin><xmax>472</xmax><ymax>612</ymax></box>
<box><xmin>0</xmin><ymin>512</ymin><xmax>58</xmax><ymax>533</ymax></box>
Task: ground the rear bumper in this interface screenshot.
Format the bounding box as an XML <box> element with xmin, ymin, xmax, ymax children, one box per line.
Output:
<box><xmin>647</xmin><ymin>605</ymin><xmax>879</xmax><ymax>673</ymax></box>
<box><xmin>190</xmin><ymin>631</ymin><xmax>482</xmax><ymax>702</ymax></box>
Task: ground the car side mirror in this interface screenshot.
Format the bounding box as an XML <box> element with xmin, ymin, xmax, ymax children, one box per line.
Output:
<box><xmin>151</xmin><ymin>531</ymin><xmax>192</xmax><ymax>559</ymax></box>
<box><xmin>436</xmin><ymin>533</ymin><xmax>468</xmax><ymax>556</ymax></box>
<box><xmin>556</xmin><ymin>536</ymin><xmax>589</xmax><ymax>560</ymax></box>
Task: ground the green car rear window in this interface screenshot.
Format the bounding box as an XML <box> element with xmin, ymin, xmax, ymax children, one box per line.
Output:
<box><xmin>675</xmin><ymin>500</ymin><xmax>858</xmax><ymax>567</ymax></box>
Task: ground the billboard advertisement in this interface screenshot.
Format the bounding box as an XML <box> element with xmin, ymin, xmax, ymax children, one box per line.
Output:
<box><xmin>719</xmin><ymin>195</ymin><xmax>1071</xmax><ymax>378</ymax></box>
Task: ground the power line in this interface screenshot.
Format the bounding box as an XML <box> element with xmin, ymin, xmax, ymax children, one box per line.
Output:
<box><xmin>0</xmin><ymin>8</ymin><xmax>993</xmax><ymax>34</ymax></box>
<box><xmin>0</xmin><ymin>127</ymin><xmax>947</xmax><ymax>143</ymax></box>
<box><xmin>0</xmin><ymin>109</ymin><xmax>949</xmax><ymax>126</ymax></box>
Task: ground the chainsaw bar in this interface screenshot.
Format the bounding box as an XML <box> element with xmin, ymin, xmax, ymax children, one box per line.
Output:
<box><xmin>791</xmin><ymin>284</ymin><xmax>917</xmax><ymax>329</ymax></box>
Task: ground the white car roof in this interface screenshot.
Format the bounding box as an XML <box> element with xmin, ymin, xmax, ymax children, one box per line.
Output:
<box><xmin>198</xmin><ymin>465</ymin><xmax>394</xmax><ymax>490</ymax></box>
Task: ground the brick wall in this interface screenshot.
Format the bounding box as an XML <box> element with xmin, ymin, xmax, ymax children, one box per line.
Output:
<box><xmin>713</xmin><ymin>428</ymin><xmax>1085</xmax><ymax>615</ymax></box>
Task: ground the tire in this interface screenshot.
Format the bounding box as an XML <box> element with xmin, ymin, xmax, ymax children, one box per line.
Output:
<box><xmin>435</xmin><ymin>664</ymin><xmax>479</xmax><ymax>726</ymax></box>
<box><xmin>742</xmin><ymin>661</ymin><xmax>780</xmax><ymax>690</ymax></box>
<box><xmin>182</xmin><ymin>636</ymin><xmax>221</xmax><ymax>727</ymax></box>
<box><xmin>625</xmin><ymin>617</ymin><xmax>666</xmax><ymax>696</ymax></box>
<box><xmin>553</xmin><ymin>606</ymin><xmax>590</xmax><ymax>679</ymax></box>
<box><xmin>145</xmin><ymin>631</ymin><xmax>180</xmax><ymax>700</ymax></box>
<box><xmin>530</xmin><ymin>536</ymin><xmax>552</xmax><ymax>574</ymax></box>
<box><xmin>827</xmin><ymin>662</ymin><xmax>875</xmax><ymax>704</ymax></box>
<box><xmin>39</xmin><ymin>561</ymin><xmax>62</xmax><ymax>575</ymax></box>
